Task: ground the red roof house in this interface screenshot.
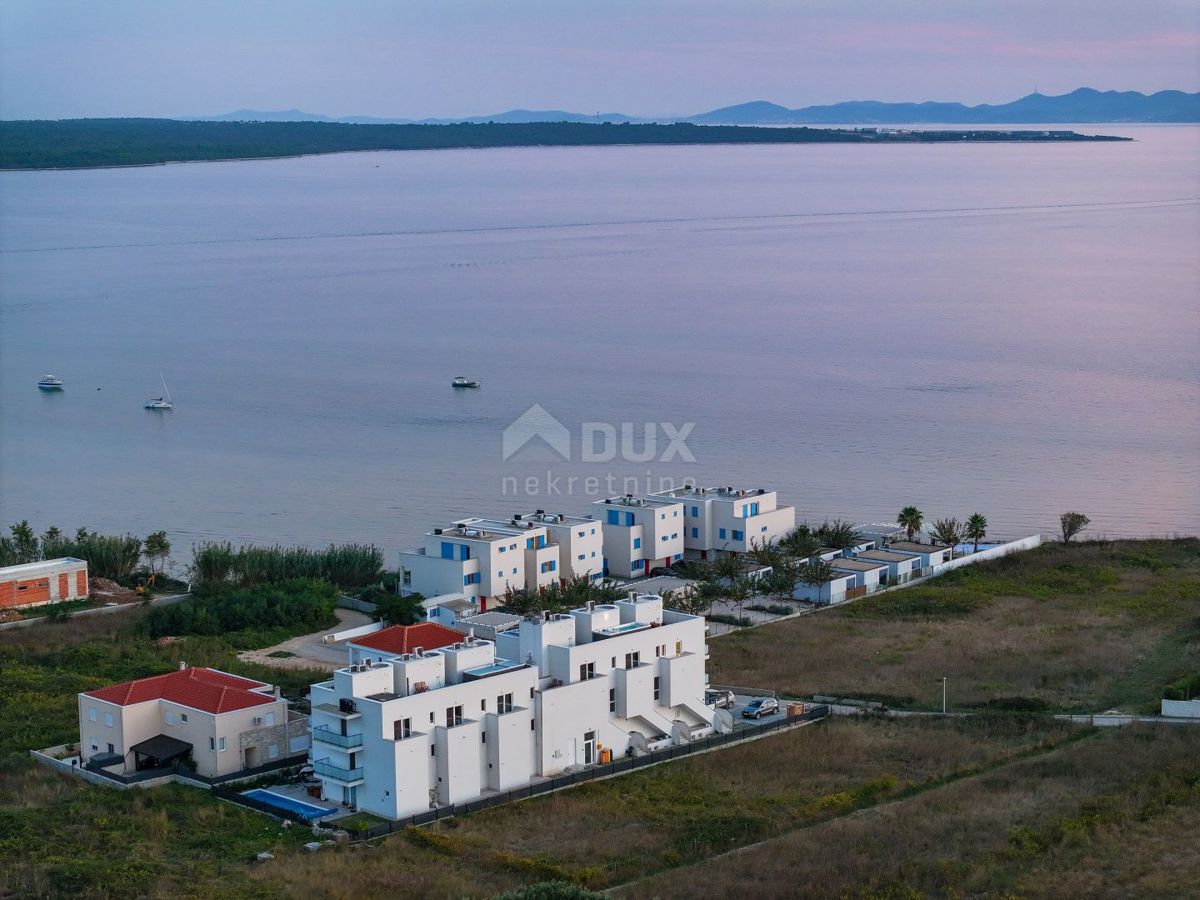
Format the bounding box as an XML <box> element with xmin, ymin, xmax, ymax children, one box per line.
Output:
<box><xmin>347</xmin><ymin>622</ymin><xmax>464</xmax><ymax>659</ymax></box>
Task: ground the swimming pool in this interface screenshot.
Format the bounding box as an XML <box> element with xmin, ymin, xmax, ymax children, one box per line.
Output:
<box><xmin>241</xmin><ymin>788</ymin><xmax>337</xmax><ymax>822</ymax></box>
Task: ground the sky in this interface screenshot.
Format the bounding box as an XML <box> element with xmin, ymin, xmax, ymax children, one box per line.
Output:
<box><xmin>2</xmin><ymin>0</ymin><xmax>1198</xmax><ymax>120</ymax></box>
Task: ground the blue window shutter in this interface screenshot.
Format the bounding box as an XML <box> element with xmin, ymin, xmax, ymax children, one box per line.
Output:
<box><xmin>441</xmin><ymin>542</ymin><xmax>454</xmax><ymax>560</ymax></box>
<box><xmin>608</xmin><ymin>510</ymin><xmax>619</xmax><ymax>525</ymax></box>
<box><xmin>719</xmin><ymin>528</ymin><xmax>726</xmax><ymax>539</ymax></box>
<box><xmin>625</xmin><ymin>512</ymin><xmax>634</xmax><ymax>526</ymax></box>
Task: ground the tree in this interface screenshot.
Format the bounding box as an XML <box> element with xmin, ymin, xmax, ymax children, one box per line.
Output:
<box><xmin>10</xmin><ymin>521</ymin><xmax>39</xmax><ymax>563</ymax></box>
<box><xmin>144</xmin><ymin>531</ymin><xmax>172</xmax><ymax>575</ymax></box>
<box><xmin>746</xmin><ymin>537</ymin><xmax>784</xmax><ymax>568</ymax></box>
<box><xmin>760</xmin><ymin>561</ymin><xmax>800</xmax><ymax>601</ymax></box>
<box><xmin>40</xmin><ymin>526</ymin><xmax>66</xmax><ymax>559</ymax></box>
<box><xmin>780</xmin><ymin>524</ymin><xmax>820</xmax><ymax>560</ymax></box>
<box><xmin>964</xmin><ymin>513</ymin><xmax>988</xmax><ymax>553</ymax></box>
<box><xmin>815</xmin><ymin>519</ymin><xmax>863</xmax><ymax>551</ymax></box>
<box><xmin>797</xmin><ymin>557</ymin><xmax>835</xmax><ymax>603</ymax></box>
<box><xmin>931</xmin><ymin>518</ymin><xmax>963</xmax><ymax>559</ymax></box>
<box><xmin>374</xmin><ymin>593</ymin><xmax>425</xmax><ymax>626</ymax></box>
<box><xmin>1060</xmin><ymin>512</ymin><xmax>1091</xmax><ymax>544</ymax></box>
<box><xmin>897</xmin><ymin>506</ymin><xmax>924</xmax><ymax>542</ymax></box>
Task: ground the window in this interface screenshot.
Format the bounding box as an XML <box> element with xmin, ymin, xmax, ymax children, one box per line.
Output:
<box><xmin>624</xmin><ymin>651</ymin><xmax>640</xmax><ymax>668</ymax></box>
<box><xmin>446</xmin><ymin>705</ymin><xmax>463</xmax><ymax>726</ymax></box>
<box><xmin>166</xmin><ymin>712</ymin><xmax>176</xmax><ymax>726</ymax></box>
<box><xmin>496</xmin><ymin>571</ymin><xmax>503</xmax><ymax>579</ymax></box>
<box><xmin>691</xmin><ymin>506</ymin><xmax>699</xmax><ymax>517</ymax></box>
<box><xmin>481</xmin><ymin>698</ymin><xmax>487</xmax><ymax>711</ymax></box>
<box><xmin>578</xmin><ymin>553</ymin><xmax>585</xmax><ymax>560</ymax></box>
<box><xmin>88</xmin><ymin>707</ymin><xmax>97</xmax><ymax>722</ymax></box>
<box><xmin>591</xmin><ymin>528</ymin><xmax>596</xmax><ymax>535</ymax></box>
<box><xmin>609</xmin><ymin>689</ymin><xmax>616</xmax><ymax>713</ymax></box>
<box><xmin>608</xmin><ymin>510</ymin><xmax>619</xmax><ymax>525</ymax></box>
<box><xmin>263</xmin><ymin>712</ymin><xmax>275</xmax><ymax>726</ymax></box>
<box><xmin>691</xmin><ymin>527</ymin><xmax>698</xmax><ymax>538</ymax></box>
<box><xmin>579</xmin><ymin>662</ymin><xmax>595</xmax><ymax>681</ymax></box>
<box><xmin>611</xmin><ymin>657</ymin><xmax>616</xmax><ymax>667</ymax></box>
<box><xmin>429</xmin><ymin>711</ymin><xmax>435</xmax><ymax>723</ymax></box>
<box><xmin>540</xmin><ymin>560</ymin><xmax>556</xmax><ymax>573</ymax></box>
<box><xmin>219</xmin><ymin>737</ymin><xmax>226</xmax><ymax>752</ymax></box>
<box><xmin>431</xmin><ymin>744</ymin><xmax>436</xmax><ymax>756</ymax></box>
<box><xmin>660</xmin><ymin>513</ymin><xmax>666</xmax><ymax>520</ymax></box>
<box><xmin>719</xmin><ymin>528</ymin><xmax>727</xmax><ymax>540</ymax></box>
<box><xmin>482</xmin><ymin>732</ymin><xmax>487</xmax><ymax>743</ymax></box>
<box><xmin>673</xmin><ymin>510</ymin><xmax>679</xmax><ymax>517</ymax></box>
<box><xmin>578</xmin><ymin>530</ymin><xmax>585</xmax><ymax>538</ymax></box>
<box><xmin>633</xmin><ymin>537</ymin><xmax>641</xmax><ymax>549</ymax></box>
<box><xmin>661</xmin><ymin>534</ymin><xmax>668</xmax><ymax>542</ymax></box>
<box><xmin>465</xmin><ymin>573</ymin><xmax>481</xmax><ymax>586</ymax></box>
<box><xmin>674</xmin><ymin>553</ymin><xmax>682</xmax><ymax>561</ymax></box>
<box><xmin>90</xmin><ymin>739</ymin><xmax>98</xmax><ymax>751</ymax></box>
<box><xmin>181</xmin><ymin>713</ymin><xmax>188</xmax><ymax>723</ymax></box>
<box><xmin>395</xmin><ymin>718</ymin><xmax>412</xmax><ymax>739</ymax></box>
<box><xmin>624</xmin><ymin>512</ymin><xmax>635</xmax><ymax>526</ymax></box>
<box><xmin>268</xmin><ymin>744</ymin><xmax>279</xmax><ymax>760</ymax></box>
<box><xmin>761</xmin><ymin>526</ymin><xmax>768</xmax><ymax>533</ymax></box>
<box><xmin>103</xmin><ymin>712</ymin><xmax>113</xmax><ymax>727</ymax></box>
<box><xmin>498</xmin><ymin>693</ymin><xmax>513</xmax><ymax>713</ymax></box>
<box><xmin>209</xmin><ymin>737</ymin><xmax>216</xmax><ymax>751</ymax></box>
<box><xmin>675</xmin><ymin>640</ymin><xmax>683</xmax><ymax>655</ymax></box>
<box><xmin>653</xmin><ymin>677</ymin><xmax>661</xmax><ymax>701</ymax></box>
<box><xmin>531</xmin><ymin>719</ymin><xmax>536</xmax><ymax>730</ymax></box>
<box><xmin>499</xmin><ymin>545</ymin><xmax>505</xmax><ymax>553</ymax></box>
<box><xmin>441</xmin><ymin>541</ymin><xmax>455</xmax><ymax>559</ymax></box>
<box><xmin>671</xmin><ymin>532</ymin><xmax>678</xmax><ymax>539</ymax></box>
<box><xmin>733</xmin><ymin>530</ymin><xmax>744</xmax><ymax>541</ymax></box>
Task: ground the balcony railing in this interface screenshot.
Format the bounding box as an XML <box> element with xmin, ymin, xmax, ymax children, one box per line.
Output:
<box><xmin>312</xmin><ymin>726</ymin><xmax>363</xmax><ymax>749</ymax></box>
<box><xmin>313</xmin><ymin>759</ymin><xmax>364</xmax><ymax>782</ymax></box>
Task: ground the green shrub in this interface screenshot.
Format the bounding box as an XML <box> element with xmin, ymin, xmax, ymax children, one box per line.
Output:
<box><xmin>191</xmin><ymin>541</ymin><xmax>383</xmax><ymax>589</ymax></box>
<box><xmin>405</xmin><ymin>825</ymin><xmax>457</xmax><ymax>854</ymax></box>
<box><xmin>143</xmin><ymin>579</ymin><xmax>337</xmax><ymax>638</ymax></box>
<box><xmin>706</xmin><ymin>614</ymin><xmax>752</xmax><ymax>627</ymax></box>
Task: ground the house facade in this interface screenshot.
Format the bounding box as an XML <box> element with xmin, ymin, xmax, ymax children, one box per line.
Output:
<box><xmin>884</xmin><ymin>541</ymin><xmax>951</xmax><ymax>577</ymax></box>
<box><xmin>591</xmin><ymin>495</ymin><xmax>685</xmax><ymax>578</ymax></box>
<box><xmin>830</xmin><ymin>557</ymin><xmax>886</xmax><ymax>598</ymax></box>
<box><xmin>308</xmin><ymin>593</ymin><xmax>713</xmax><ymax>819</ymax></box>
<box><xmin>513</xmin><ymin>511</ymin><xmax>605</xmax><ymax>582</ymax></box>
<box><xmin>651</xmin><ymin>486</ymin><xmax>796</xmax><ymax>558</ymax></box>
<box><xmin>399</xmin><ymin>517</ymin><xmax>555</xmax><ymax>609</ymax></box>
<box><xmin>78</xmin><ymin>666</ymin><xmax>308</xmax><ymax>779</ymax></box>
<box><xmin>852</xmin><ymin>549</ymin><xmax>919</xmax><ymax>586</ymax></box>
<box><xmin>1</xmin><ymin>557</ymin><xmax>88</xmax><ymax>610</ymax></box>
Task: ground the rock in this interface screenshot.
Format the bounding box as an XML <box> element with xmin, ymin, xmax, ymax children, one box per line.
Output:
<box><xmin>255</xmin><ymin>851</ymin><xmax>275</xmax><ymax>862</ymax></box>
<box><xmin>303</xmin><ymin>841</ymin><xmax>322</xmax><ymax>853</ymax></box>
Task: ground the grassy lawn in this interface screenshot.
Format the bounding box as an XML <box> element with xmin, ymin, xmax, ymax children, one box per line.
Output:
<box><xmin>618</xmin><ymin>725</ymin><xmax>1200</xmax><ymax>899</ymax></box>
<box><xmin>711</xmin><ymin>539</ymin><xmax>1200</xmax><ymax>713</ymax></box>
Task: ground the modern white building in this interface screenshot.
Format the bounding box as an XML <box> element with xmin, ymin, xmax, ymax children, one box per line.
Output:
<box><xmin>852</xmin><ymin>549</ymin><xmax>919</xmax><ymax>586</ymax></box>
<box><xmin>792</xmin><ymin>570</ymin><xmax>856</xmax><ymax>606</ymax></box>
<box><xmin>883</xmin><ymin>541</ymin><xmax>951</xmax><ymax>577</ymax></box>
<box><xmin>830</xmin><ymin>557</ymin><xmax>886</xmax><ymax>598</ymax></box>
<box><xmin>651</xmin><ymin>486</ymin><xmax>796</xmax><ymax>559</ymax></box>
<box><xmin>399</xmin><ymin>517</ymin><xmax>556</xmax><ymax>610</ymax></box>
<box><xmin>513</xmin><ymin>511</ymin><xmax>605</xmax><ymax>582</ymax></box>
<box><xmin>592</xmin><ymin>495</ymin><xmax>685</xmax><ymax>579</ymax></box>
<box><xmin>307</xmin><ymin>593</ymin><xmax>714</xmax><ymax>819</ymax></box>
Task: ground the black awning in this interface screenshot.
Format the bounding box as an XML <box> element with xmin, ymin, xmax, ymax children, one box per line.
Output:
<box><xmin>129</xmin><ymin>733</ymin><xmax>192</xmax><ymax>765</ymax></box>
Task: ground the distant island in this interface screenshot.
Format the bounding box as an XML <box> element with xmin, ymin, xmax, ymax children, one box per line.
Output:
<box><xmin>187</xmin><ymin>87</ymin><xmax>1198</xmax><ymax>126</ymax></box>
<box><xmin>0</xmin><ymin>119</ymin><xmax>1128</xmax><ymax>171</ymax></box>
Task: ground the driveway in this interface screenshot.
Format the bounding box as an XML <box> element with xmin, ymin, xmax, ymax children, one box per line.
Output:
<box><xmin>236</xmin><ymin>608</ymin><xmax>372</xmax><ymax>671</ymax></box>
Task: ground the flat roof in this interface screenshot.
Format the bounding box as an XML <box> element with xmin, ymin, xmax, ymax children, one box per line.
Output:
<box><xmin>0</xmin><ymin>557</ymin><xmax>87</xmax><ymax>577</ymax></box>
<box><xmin>516</xmin><ymin>512</ymin><xmax>596</xmax><ymax>527</ymax></box>
<box><xmin>888</xmin><ymin>541</ymin><xmax>950</xmax><ymax>554</ymax></box>
<box><xmin>652</xmin><ymin>486</ymin><xmax>773</xmax><ymax>501</ymax></box>
<box><xmin>831</xmin><ymin>558</ymin><xmax>887</xmax><ymax>572</ymax></box>
<box><xmin>594</xmin><ymin>495</ymin><xmax>680</xmax><ymax>509</ymax></box>
<box><xmin>460</xmin><ymin>611</ymin><xmax>521</xmax><ymax>628</ymax></box>
<box><xmin>856</xmin><ymin>550</ymin><xmax>916</xmax><ymax>564</ymax></box>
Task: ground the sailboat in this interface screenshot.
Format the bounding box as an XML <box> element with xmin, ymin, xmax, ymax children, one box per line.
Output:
<box><xmin>144</xmin><ymin>375</ymin><xmax>174</xmax><ymax>410</ymax></box>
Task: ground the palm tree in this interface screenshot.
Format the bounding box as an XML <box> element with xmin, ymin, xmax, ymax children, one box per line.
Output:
<box><xmin>897</xmin><ymin>506</ymin><xmax>924</xmax><ymax>542</ymax></box>
<box><xmin>780</xmin><ymin>524</ymin><xmax>820</xmax><ymax>560</ymax></box>
<box><xmin>931</xmin><ymin>518</ymin><xmax>963</xmax><ymax>559</ymax></box>
<box><xmin>815</xmin><ymin>519</ymin><xmax>863</xmax><ymax>551</ymax></box>
<box><xmin>964</xmin><ymin>513</ymin><xmax>988</xmax><ymax>553</ymax></box>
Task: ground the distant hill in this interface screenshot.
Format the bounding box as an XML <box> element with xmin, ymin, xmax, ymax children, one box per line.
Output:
<box><xmin>692</xmin><ymin>89</ymin><xmax>1200</xmax><ymax>125</ymax></box>
<box><xmin>190</xmin><ymin>88</ymin><xmax>1199</xmax><ymax>126</ymax></box>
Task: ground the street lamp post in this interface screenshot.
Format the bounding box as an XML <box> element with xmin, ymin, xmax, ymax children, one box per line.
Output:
<box><xmin>942</xmin><ymin>675</ymin><xmax>947</xmax><ymax>715</ymax></box>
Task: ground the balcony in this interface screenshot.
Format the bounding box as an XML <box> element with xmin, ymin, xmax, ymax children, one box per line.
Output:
<box><xmin>313</xmin><ymin>758</ymin><xmax>364</xmax><ymax>784</ymax></box>
<box><xmin>312</xmin><ymin>726</ymin><xmax>363</xmax><ymax>749</ymax></box>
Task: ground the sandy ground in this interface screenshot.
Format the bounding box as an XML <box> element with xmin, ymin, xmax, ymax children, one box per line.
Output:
<box><xmin>236</xmin><ymin>608</ymin><xmax>373</xmax><ymax>671</ymax></box>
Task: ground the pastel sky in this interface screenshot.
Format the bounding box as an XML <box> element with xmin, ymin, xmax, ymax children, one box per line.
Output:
<box><xmin>2</xmin><ymin>0</ymin><xmax>1198</xmax><ymax>119</ymax></box>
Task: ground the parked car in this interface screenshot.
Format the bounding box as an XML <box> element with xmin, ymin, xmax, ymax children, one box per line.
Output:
<box><xmin>649</xmin><ymin>566</ymin><xmax>673</xmax><ymax>577</ymax></box>
<box><xmin>705</xmin><ymin>689</ymin><xmax>735</xmax><ymax>709</ymax></box>
<box><xmin>741</xmin><ymin>697</ymin><xmax>779</xmax><ymax>719</ymax></box>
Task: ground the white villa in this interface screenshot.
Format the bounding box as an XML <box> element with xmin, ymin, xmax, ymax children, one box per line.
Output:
<box><xmin>651</xmin><ymin>485</ymin><xmax>796</xmax><ymax>559</ymax></box>
<box><xmin>307</xmin><ymin>592</ymin><xmax>714</xmax><ymax>820</ymax></box>
<box><xmin>399</xmin><ymin>517</ymin><xmax>557</xmax><ymax>610</ymax></box>
<box><xmin>514</xmin><ymin>510</ymin><xmax>606</xmax><ymax>582</ymax></box>
<box><xmin>591</xmin><ymin>495</ymin><xmax>685</xmax><ymax>579</ymax></box>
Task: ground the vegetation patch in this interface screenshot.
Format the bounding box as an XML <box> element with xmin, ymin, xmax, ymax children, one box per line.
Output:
<box><xmin>143</xmin><ymin>578</ymin><xmax>337</xmax><ymax>639</ymax></box>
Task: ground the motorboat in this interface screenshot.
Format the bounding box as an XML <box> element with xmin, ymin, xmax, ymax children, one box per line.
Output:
<box><xmin>451</xmin><ymin>376</ymin><xmax>481</xmax><ymax>388</ymax></box>
<box><xmin>38</xmin><ymin>375</ymin><xmax>64</xmax><ymax>390</ymax></box>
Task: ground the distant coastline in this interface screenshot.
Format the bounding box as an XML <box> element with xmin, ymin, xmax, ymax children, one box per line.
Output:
<box><xmin>0</xmin><ymin>119</ymin><xmax>1129</xmax><ymax>171</ymax></box>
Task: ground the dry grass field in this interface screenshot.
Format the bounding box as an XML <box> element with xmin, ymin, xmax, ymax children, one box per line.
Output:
<box><xmin>711</xmin><ymin>539</ymin><xmax>1200</xmax><ymax>713</ymax></box>
<box><xmin>618</xmin><ymin>725</ymin><xmax>1200</xmax><ymax>899</ymax></box>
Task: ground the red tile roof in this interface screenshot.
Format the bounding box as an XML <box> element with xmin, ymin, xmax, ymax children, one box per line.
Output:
<box><xmin>349</xmin><ymin>622</ymin><xmax>464</xmax><ymax>656</ymax></box>
<box><xmin>84</xmin><ymin>667</ymin><xmax>277</xmax><ymax>715</ymax></box>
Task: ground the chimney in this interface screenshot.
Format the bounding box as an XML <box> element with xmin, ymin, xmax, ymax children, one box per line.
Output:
<box><xmin>178</xmin><ymin>660</ymin><xmax>188</xmax><ymax>671</ymax></box>
<box><xmin>273</xmin><ymin>686</ymin><xmax>281</xmax><ymax>700</ymax></box>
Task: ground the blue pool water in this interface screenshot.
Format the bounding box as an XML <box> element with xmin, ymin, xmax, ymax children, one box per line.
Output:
<box><xmin>241</xmin><ymin>788</ymin><xmax>336</xmax><ymax>822</ymax></box>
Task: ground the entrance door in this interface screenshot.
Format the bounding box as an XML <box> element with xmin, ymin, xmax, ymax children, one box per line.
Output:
<box><xmin>244</xmin><ymin>746</ymin><xmax>258</xmax><ymax>769</ymax></box>
<box><xmin>583</xmin><ymin>730</ymin><xmax>596</xmax><ymax>765</ymax></box>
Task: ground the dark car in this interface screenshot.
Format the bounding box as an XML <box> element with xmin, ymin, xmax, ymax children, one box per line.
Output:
<box><xmin>741</xmin><ymin>697</ymin><xmax>780</xmax><ymax>719</ymax></box>
<box><xmin>649</xmin><ymin>567</ymin><xmax>673</xmax><ymax>577</ymax></box>
<box><xmin>705</xmin><ymin>689</ymin><xmax>735</xmax><ymax>709</ymax></box>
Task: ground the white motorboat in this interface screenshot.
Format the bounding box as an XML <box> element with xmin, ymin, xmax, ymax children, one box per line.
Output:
<box><xmin>451</xmin><ymin>376</ymin><xmax>481</xmax><ymax>388</ymax></box>
<box><xmin>38</xmin><ymin>375</ymin><xmax>64</xmax><ymax>390</ymax></box>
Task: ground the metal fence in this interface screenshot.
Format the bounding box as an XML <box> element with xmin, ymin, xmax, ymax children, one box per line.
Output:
<box><xmin>294</xmin><ymin>704</ymin><xmax>829</xmax><ymax>840</ymax></box>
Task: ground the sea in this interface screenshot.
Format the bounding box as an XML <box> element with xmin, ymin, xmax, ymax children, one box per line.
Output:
<box><xmin>1</xmin><ymin>124</ymin><xmax>1197</xmax><ymax>562</ymax></box>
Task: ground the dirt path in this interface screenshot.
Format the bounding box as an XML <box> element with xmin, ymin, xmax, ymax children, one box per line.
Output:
<box><xmin>236</xmin><ymin>608</ymin><xmax>373</xmax><ymax>671</ymax></box>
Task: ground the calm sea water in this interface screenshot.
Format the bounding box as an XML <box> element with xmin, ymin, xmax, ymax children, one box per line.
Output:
<box><xmin>2</xmin><ymin>125</ymin><xmax>1198</xmax><ymax>559</ymax></box>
